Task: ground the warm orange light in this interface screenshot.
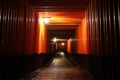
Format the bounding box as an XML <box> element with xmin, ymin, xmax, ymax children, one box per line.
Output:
<box><xmin>43</xmin><ymin>17</ymin><xmax>50</xmax><ymax>24</ymax></box>
<box><xmin>53</xmin><ymin>37</ymin><xmax>57</xmax><ymax>42</ymax></box>
<box><xmin>38</xmin><ymin>18</ymin><xmax>42</xmax><ymax>23</ymax></box>
<box><xmin>51</xmin><ymin>38</ymin><xmax>67</xmax><ymax>42</ymax></box>
<box><xmin>37</xmin><ymin>16</ymin><xmax>47</xmax><ymax>53</ymax></box>
<box><xmin>39</xmin><ymin>17</ymin><xmax>50</xmax><ymax>24</ymax></box>
<box><xmin>38</xmin><ymin>12</ymin><xmax>84</xmax><ymax>25</ymax></box>
<box><xmin>61</xmin><ymin>42</ymin><xmax>65</xmax><ymax>46</ymax></box>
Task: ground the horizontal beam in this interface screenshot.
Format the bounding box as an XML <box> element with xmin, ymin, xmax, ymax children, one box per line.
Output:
<box><xmin>30</xmin><ymin>0</ymin><xmax>89</xmax><ymax>3</ymax></box>
<box><xmin>30</xmin><ymin>0</ymin><xmax>89</xmax><ymax>2</ymax></box>
<box><xmin>30</xmin><ymin>0</ymin><xmax>89</xmax><ymax>12</ymax></box>
<box><xmin>31</xmin><ymin>2</ymin><xmax>89</xmax><ymax>6</ymax></box>
<box><xmin>46</xmin><ymin>25</ymin><xmax>78</xmax><ymax>30</ymax></box>
<box><xmin>34</xmin><ymin>8</ymin><xmax>86</xmax><ymax>12</ymax></box>
<box><xmin>33</xmin><ymin>5</ymin><xmax>88</xmax><ymax>8</ymax></box>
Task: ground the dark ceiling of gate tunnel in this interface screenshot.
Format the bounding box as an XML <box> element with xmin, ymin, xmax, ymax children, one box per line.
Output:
<box><xmin>29</xmin><ymin>0</ymin><xmax>90</xmax><ymax>12</ymax></box>
<box><xmin>29</xmin><ymin>0</ymin><xmax>89</xmax><ymax>25</ymax></box>
<box><xmin>29</xmin><ymin>0</ymin><xmax>90</xmax><ymax>39</ymax></box>
<box><xmin>48</xmin><ymin>29</ymin><xmax>76</xmax><ymax>39</ymax></box>
<box><xmin>46</xmin><ymin>25</ymin><xmax>77</xmax><ymax>40</ymax></box>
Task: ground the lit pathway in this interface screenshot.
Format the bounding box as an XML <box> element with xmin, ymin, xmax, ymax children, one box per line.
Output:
<box><xmin>21</xmin><ymin>52</ymin><xmax>85</xmax><ymax>80</ymax></box>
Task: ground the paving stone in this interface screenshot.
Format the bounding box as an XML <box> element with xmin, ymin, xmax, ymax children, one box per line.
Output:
<box><xmin>21</xmin><ymin>52</ymin><xmax>85</xmax><ymax>80</ymax></box>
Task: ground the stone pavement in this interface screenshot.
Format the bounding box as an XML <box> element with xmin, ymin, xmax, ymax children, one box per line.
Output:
<box><xmin>20</xmin><ymin>52</ymin><xmax>85</xmax><ymax>80</ymax></box>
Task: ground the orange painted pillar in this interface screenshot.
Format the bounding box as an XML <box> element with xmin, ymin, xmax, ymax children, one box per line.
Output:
<box><xmin>67</xmin><ymin>39</ymin><xmax>71</xmax><ymax>53</ymax></box>
<box><xmin>82</xmin><ymin>16</ymin><xmax>88</xmax><ymax>54</ymax></box>
<box><xmin>76</xmin><ymin>13</ymin><xmax>88</xmax><ymax>54</ymax></box>
<box><xmin>36</xmin><ymin>16</ymin><xmax>47</xmax><ymax>54</ymax></box>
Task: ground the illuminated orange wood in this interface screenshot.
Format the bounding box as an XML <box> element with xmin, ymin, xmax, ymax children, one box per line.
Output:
<box><xmin>67</xmin><ymin>39</ymin><xmax>71</xmax><ymax>53</ymax></box>
<box><xmin>76</xmin><ymin>13</ymin><xmax>88</xmax><ymax>54</ymax></box>
<box><xmin>35</xmin><ymin>14</ymin><xmax>47</xmax><ymax>54</ymax></box>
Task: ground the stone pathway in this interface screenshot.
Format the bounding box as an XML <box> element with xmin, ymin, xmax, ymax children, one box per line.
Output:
<box><xmin>20</xmin><ymin>52</ymin><xmax>85</xmax><ymax>80</ymax></box>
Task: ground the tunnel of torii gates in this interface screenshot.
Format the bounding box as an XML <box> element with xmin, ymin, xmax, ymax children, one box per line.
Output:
<box><xmin>0</xmin><ymin>0</ymin><xmax>120</xmax><ymax>80</ymax></box>
<box><xmin>1</xmin><ymin>0</ymin><xmax>120</xmax><ymax>57</ymax></box>
<box><xmin>36</xmin><ymin>14</ymin><xmax>88</xmax><ymax>54</ymax></box>
<box><xmin>33</xmin><ymin>14</ymin><xmax>87</xmax><ymax>55</ymax></box>
<box><xmin>1</xmin><ymin>5</ymin><xmax>88</xmax><ymax>56</ymax></box>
